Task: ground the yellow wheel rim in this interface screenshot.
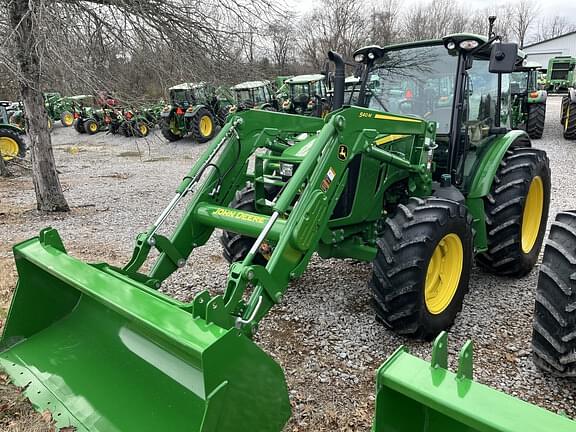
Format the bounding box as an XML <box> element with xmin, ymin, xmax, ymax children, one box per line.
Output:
<box><xmin>425</xmin><ymin>233</ymin><xmax>464</xmax><ymax>315</ymax></box>
<box><xmin>139</xmin><ymin>124</ymin><xmax>148</xmax><ymax>136</ymax></box>
<box><xmin>521</xmin><ymin>176</ymin><xmax>544</xmax><ymax>253</ymax></box>
<box><xmin>0</xmin><ymin>137</ymin><xmax>19</xmax><ymax>160</ymax></box>
<box><xmin>566</xmin><ymin>105</ymin><xmax>571</xmax><ymax>130</ymax></box>
<box><xmin>199</xmin><ymin>115</ymin><xmax>213</xmax><ymax>137</ymax></box>
<box><xmin>63</xmin><ymin>113</ymin><xmax>74</xmax><ymax>126</ymax></box>
<box><xmin>89</xmin><ymin>123</ymin><xmax>97</xmax><ymax>132</ymax></box>
<box><xmin>48</xmin><ymin>119</ymin><xmax>53</xmax><ymax>129</ymax></box>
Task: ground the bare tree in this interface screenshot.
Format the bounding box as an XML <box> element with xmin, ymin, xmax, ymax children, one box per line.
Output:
<box><xmin>369</xmin><ymin>0</ymin><xmax>400</xmax><ymax>46</ymax></box>
<box><xmin>268</xmin><ymin>16</ymin><xmax>295</xmax><ymax>74</ymax></box>
<box><xmin>534</xmin><ymin>15</ymin><xmax>576</xmax><ymax>43</ymax></box>
<box><xmin>402</xmin><ymin>0</ymin><xmax>468</xmax><ymax>41</ymax></box>
<box><xmin>2</xmin><ymin>0</ymin><xmax>283</xmax><ymax>211</ymax></box>
<box><xmin>510</xmin><ymin>0</ymin><xmax>539</xmax><ymax>48</ymax></box>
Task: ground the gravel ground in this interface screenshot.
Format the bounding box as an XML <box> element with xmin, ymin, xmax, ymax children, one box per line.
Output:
<box><xmin>1</xmin><ymin>97</ymin><xmax>575</xmax><ymax>431</ymax></box>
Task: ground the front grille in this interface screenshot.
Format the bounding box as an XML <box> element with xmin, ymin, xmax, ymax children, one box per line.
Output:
<box><xmin>551</xmin><ymin>70</ymin><xmax>569</xmax><ymax>80</ymax></box>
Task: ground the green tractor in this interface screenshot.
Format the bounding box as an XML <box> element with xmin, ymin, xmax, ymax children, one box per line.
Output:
<box><xmin>229</xmin><ymin>80</ymin><xmax>278</xmax><ymax>112</ymax></box>
<box><xmin>0</xmin><ymin>106</ymin><xmax>26</xmax><ymax>161</ymax></box>
<box><xmin>160</xmin><ymin>83</ymin><xmax>222</xmax><ymax>143</ymax></box>
<box><xmin>279</xmin><ymin>73</ymin><xmax>330</xmax><ymax>116</ymax></box>
<box><xmin>43</xmin><ymin>92</ymin><xmax>76</xmax><ymax>127</ymax></box>
<box><xmin>561</xmin><ymin>88</ymin><xmax>576</xmax><ymax>140</ymax></box>
<box><xmin>546</xmin><ymin>56</ymin><xmax>576</xmax><ymax>93</ymax></box>
<box><xmin>0</xmin><ymin>34</ymin><xmax>555</xmax><ymax>430</ymax></box>
<box><xmin>510</xmin><ymin>61</ymin><xmax>547</xmax><ymax>139</ymax></box>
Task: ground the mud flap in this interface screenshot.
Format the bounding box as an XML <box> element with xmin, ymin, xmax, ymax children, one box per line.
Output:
<box><xmin>0</xmin><ymin>228</ymin><xmax>290</xmax><ymax>432</ymax></box>
<box><xmin>372</xmin><ymin>332</ymin><xmax>576</xmax><ymax>432</ymax></box>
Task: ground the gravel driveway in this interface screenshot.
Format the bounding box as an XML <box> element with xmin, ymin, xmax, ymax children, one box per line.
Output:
<box><xmin>0</xmin><ymin>97</ymin><xmax>575</xmax><ymax>431</ymax></box>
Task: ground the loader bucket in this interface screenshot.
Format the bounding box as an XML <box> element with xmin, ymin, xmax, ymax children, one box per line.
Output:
<box><xmin>373</xmin><ymin>332</ymin><xmax>576</xmax><ymax>432</ymax></box>
<box><xmin>0</xmin><ymin>228</ymin><xmax>290</xmax><ymax>432</ymax></box>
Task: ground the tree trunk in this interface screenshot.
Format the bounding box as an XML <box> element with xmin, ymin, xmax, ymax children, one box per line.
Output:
<box><xmin>8</xmin><ymin>0</ymin><xmax>69</xmax><ymax>212</ymax></box>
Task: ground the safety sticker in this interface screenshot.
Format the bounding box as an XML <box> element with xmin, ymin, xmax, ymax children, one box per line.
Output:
<box><xmin>320</xmin><ymin>167</ymin><xmax>336</xmax><ymax>192</ymax></box>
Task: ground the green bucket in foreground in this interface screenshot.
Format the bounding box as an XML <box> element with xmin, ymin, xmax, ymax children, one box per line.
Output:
<box><xmin>0</xmin><ymin>229</ymin><xmax>290</xmax><ymax>432</ymax></box>
<box><xmin>372</xmin><ymin>332</ymin><xmax>576</xmax><ymax>432</ymax></box>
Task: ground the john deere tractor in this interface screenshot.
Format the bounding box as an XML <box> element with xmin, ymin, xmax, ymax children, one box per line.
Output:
<box><xmin>229</xmin><ymin>80</ymin><xmax>278</xmax><ymax>112</ymax></box>
<box><xmin>280</xmin><ymin>74</ymin><xmax>330</xmax><ymax>116</ymax></box>
<box><xmin>510</xmin><ymin>61</ymin><xmax>547</xmax><ymax>139</ymax></box>
<box><xmin>546</xmin><ymin>56</ymin><xmax>576</xmax><ymax>93</ymax></box>
<box><xmin>0</xmin><ymin>34</ymin><xmax>554</xmax><ymax>431</ymax></box>
<box><xmin>0</xmin><ymin>106</ymin><xmax>26</xmax><ymax>161</ymax></box>
<box><xmin>160</xmin><ymin>82</ymin><xmax>222</xmax><ymax>143</ymax></box>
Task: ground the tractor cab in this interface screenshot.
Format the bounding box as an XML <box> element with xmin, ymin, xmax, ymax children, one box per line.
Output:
<box><xmin>230</xmin><ymin>80</ymin><xmax>277</xmax><ymax>111</ymax></box>
<box><xmin>510</xmin><ymin>61</ymin><xmax>547</xmax><ymax>138</ymax></box>
<box><xmin>167</xmin><ymin>82</ymin><xmax>208</xmax><ymax>109</ymax></box>
<box><xmin>353</xmin><ymin>34</ymin><xmax>522</xmax><ymax>185</ymax></box>
<box><xmin>281</xmin><ymin>74</ymin><xmax>329</xmax><ymax>116</ymax></box>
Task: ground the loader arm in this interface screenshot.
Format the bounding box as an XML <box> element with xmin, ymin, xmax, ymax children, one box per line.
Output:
<box><xmin>120</xmin><ymin>107</ymin><xmax>435</xmax><ymax>335</ymax></box>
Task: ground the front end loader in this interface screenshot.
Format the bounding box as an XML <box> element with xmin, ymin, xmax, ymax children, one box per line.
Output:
<box><xmin>1</xmin><ymin>34</ymin><xmax>552</xmax><ymax>430</ymax></box>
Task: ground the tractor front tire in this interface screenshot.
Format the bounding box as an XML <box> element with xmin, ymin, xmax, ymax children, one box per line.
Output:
<box><xmin>0</xmin><ymin>129</ymin><xmax>26</xmax><ymax>160</ymax></box>
<box><xmin>370</xmin><ymin>197</ymin><xmax>473</xmax><ymax>340</ymax></box>
<box><xmin>192</xmin><ymin>108</ymin><xmax>216</xmax><ymax>143</ymax></box>
<box><xmin>532</xmin><ymin>210</ymin><xmax>576</xmax><ymax>377</ymax></box>
<box><xmin>60</xmin><ymin>111</ymin><xmax>74</xmax><ymax>127</ymax></box>
<box><xmin>161</xmin><ymin>119</ymin><xmax>183</xmax><ymax>142</ymax></box>
<box><xmin>564</xmin><ymin>101</ymin><xmax>576</xmax><ymax>140</ymax></box>
<box><xmin>560</xmin><ymin>96</ymin><xmax>569</xmax><ymax>125</ymax></box>
<box><xmin>83</xmin><ymin>118</ymin><xmax>99</xmax><ymax>135</ymax></box>
<box><xmin>220</xmin><ymin>186</ymin><xmax>270</xmax><ymax>265</ymax></box>
<box><xmin>526</xmin><ymin>103</ymin><xmax>545</xmax><ymax>139</ymax></box>
<box><xmin>476</xmin><ymin>146</ymin><xmax>550</xmax><ymax>276</ymax></box>
<box><xmin>74</xmin><ymin>119</ymin><xmax>85</xmax><ymax>134</ymax></box>
<box><xmin>135</xmin><ymin>121</ymin><xmax>150</xmax><ymax>138</ymax></box>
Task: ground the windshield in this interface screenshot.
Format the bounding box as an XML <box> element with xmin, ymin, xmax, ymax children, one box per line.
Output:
<box><xmin>235</xmin><ymin>87</ymin><xmax>268</xmax><ymax>105</ymax></box>
<box><xmin>367</xmin><ymin>44</ymin><xmax>458</xmax><ymax>133</ymax></box>
<box><xmin>510</xmin><ymin>72</ymin><xmax>528</xmax><ymax>93</ymax></box>
<box><xmin>171</xmin><ymin>89</ymin><xmax>193</xmax><ymax>105</ymax></box>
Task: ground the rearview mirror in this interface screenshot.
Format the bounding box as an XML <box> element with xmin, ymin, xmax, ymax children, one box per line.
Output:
<box><xmin>489</xmin><ymin>43</ymin><xmax>518</xmax><ymax>73</ymax></box>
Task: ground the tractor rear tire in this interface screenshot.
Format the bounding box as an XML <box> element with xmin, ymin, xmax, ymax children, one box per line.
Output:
<box><xmin>0</xmin><ymin>129</ymin><xmax>26</xmax><ymax>160</ymax></box>
<box><xmin>192</xmin><ymin>108</ymin><xmax>216</xmax><ymax>143</ymax></box>
<box><xmin>526</xmin><ymin>103</ymin><xmax>545</xmax><ymax>139</ymax></box>
<box><xmin>532</xmin><ymin>210</ymin><xmax>576</xmax><ymax>377</ymax></box>
<box><xmin>161</xmin><ymin>119</ymin><xmax>183</xmax><ymax>142</ymax></box>
<box><xmin>370</xmin><ymin>197</ymin><xmax>473</xmax><ymax>340</ymax></box>
<box><xmin>476</xmin><ymin>147</ymin><xmax>550</xmax><ymax>276</ymax></box>
<box><xmin>220</xmin><ymin>186</ymin><xmax>270</xmax><ymax>265</ymax></box>
<box><xmin>83</xmin><ymin>118</ymin><xmax>99</xmax><ymax>135</ymax></box>
<box><xmin>60</xmin><ymin>111</ymin><xmax>74</xmax><ymax>127</ymax></box>
<box><xmin>74</xmin><ymin>119</ymin><xmax>85</xmax><ymax>134</ymax></box>
<box><xmin>560</xmin><ymin>96</ymin><xmax>569</xmax><ymax>125</ymax></box>
<box><xmin>564</xmin><ymin>101</ymin><xmax>576</xmax><ymax>140</ymax></box>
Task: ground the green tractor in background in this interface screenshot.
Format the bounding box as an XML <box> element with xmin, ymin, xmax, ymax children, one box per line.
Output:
<box><xmin>0</xmin><ymin>106</ymin><xmax>26</xmax><ymax>161</ymax></box>
<box><xmin>510</xmin><ymin>61</ymin><xmax>547</xmax><ymax>139</ymax></box>
<box><xmin>10</xmin><ymin>92</ymin><xmax>75</xmax><ymax>129</ymax></box>
<box><xmin>228</xmin><ymin>80</ymin><xmax>278</xmax><ymax>113</ymax></box>
<box><xmin>561</xmin><ymin>88</ymin><xmax>576</xmax><ymax>140</ymax></box>
<box><xmin>546</xmin><ymin>56</ymin><xmax>576</xmax><ymax>93</ymax></box>
<box><xmin>279</xmin><ymin>73</ymin><xmax>330</xmax><ymax>116</ymax></box>
<box><xmin>0</xmin><ymin>33</ymin><xmax>566</xmax><ymax>431</ymax></box>
<box><xmin>160</xmin><ymin>82</ymin><xmax>224</xmax><ymax>143</ymax></box>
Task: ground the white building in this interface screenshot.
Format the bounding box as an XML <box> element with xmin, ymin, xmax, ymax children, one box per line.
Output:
<box><xmin>523</xmin><ymin>31</ymin><xmax>576</xmax><ymax>67</ymax></box>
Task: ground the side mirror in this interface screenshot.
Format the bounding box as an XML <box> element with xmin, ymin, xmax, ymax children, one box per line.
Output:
<box><xmin>489</xmin><ymin>43</ymin><xmax>518</xmax><ymax>73</ymax></box>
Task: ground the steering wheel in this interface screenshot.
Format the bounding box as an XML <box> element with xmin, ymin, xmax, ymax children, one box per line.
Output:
<box><xmin>398</xmin><ymin>99</ymin><xmax>414</xmax><ymax>114</ymax></box>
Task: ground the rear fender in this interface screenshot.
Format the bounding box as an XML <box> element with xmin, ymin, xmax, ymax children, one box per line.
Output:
<box><xmin>527</xmin><ymin>90</ymin><xmax>547</xmax><ymax>104</ymax></box>
<box><xmin>569</xmin><ymin>87</ymin><xmax>576</xmax><ymax>103</ymax></box>
<box><xmin>466</xmin><ymin>130</ymin><xmax>530</xmax><ymax>251</ymax></box>
<box><xmin>185</xmin><ymin>104</ymin><xmax>206</xmax><ymax>118</ymax></box>
<box><xmin>0</xmin><ymin>124</ymin><xmax>25</xmax><ymax>135</ymax></box>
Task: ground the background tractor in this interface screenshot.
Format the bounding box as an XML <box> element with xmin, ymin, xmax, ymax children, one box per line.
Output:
<box><xmin>0</xmin><ymin>106</ymin><xmax>26</xmax><ymax>160</ymax></box>
<box><xmin>10</xmin><ymin>92</ymin><xmax>75</xmax><ymax>129</ymax></box>
<box><xmin>0</xmin><ymin>34</ymin><xmax>553</xmax><ymax>431</ymax></box>
<box><xmin>546</xmin><ymin>56</ymin><xmax>576</xmax><ymax>93</ymax></box>
<box><xmin>229</xmin><ymin>80</ymin><xmax>278</xmax><ymax>112</ymax></box>
<box><xmin>160</xmin><ymin>82</ymin><xmax>223</xmax><ymax>143</ymax></box>
<box><xmin>561</xmin><ymin>88</ymin><xmax>576</xmax><ymax>139</ymax></box>
<box><xmin>280</xmin><ymin>73</ymin><xmax>330</xmax><ymax>116</ymax></box>
<box><xmin>510</xmin><ymin>61</ymin><xmax>547</xmax><ymax>139</ymax></box>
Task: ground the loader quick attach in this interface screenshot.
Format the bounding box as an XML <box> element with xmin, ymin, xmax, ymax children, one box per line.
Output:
<box><xmin>0</xmin><ymin>33</ymin><xmax>564</xmax><ymax>431</ymax></box>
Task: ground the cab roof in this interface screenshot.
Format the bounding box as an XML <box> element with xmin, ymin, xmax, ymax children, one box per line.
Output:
<box><xmin>285</xmin><ymin>74</ymin><xmax>325</xmax><ymax>84</ymax></box>
<box><xmin>169</xmin><ymin>82</ymin><xmax>205</xmax><ymax>91</ymax></box>
<box><xmin>231</xmin><ymin>80</ymin><xmax>270</xmax><ymax>90</ymax></box>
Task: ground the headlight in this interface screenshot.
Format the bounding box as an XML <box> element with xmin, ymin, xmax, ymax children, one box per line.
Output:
<box><xmin>162</xmin><ymin>105</ymin><xmax>171</xmax><ymax>112</ymax></box>
<box><xmin>446</xmin><ymin>41</ymin><xmax>456</xmax><ymax>50</ymax></box>
<box><xmin>368</xmin><ymin>52</ymin><xmax>375</xmax><ymax>59</ymax></box>
<box><xmin>354</xmin><ymin>53</ymin><xmax>365</xmax><ymax>63</ymax></box>
<box><xmin>459</xmin><ymin>40</ymin><xmax>479</xmax><ymax>50</ymax></box>
<box><xmin>186</xmin><ymin>106</ymin><xmax>194</xmax><ymax>112</ymax></box>
<box><xmin>280</xmin><ymin>162</ymin><xmax>294</xmax><ymax>177</ymax></box>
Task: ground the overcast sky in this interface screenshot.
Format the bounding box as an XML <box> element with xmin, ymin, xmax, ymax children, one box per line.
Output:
<box><xmin>287</xmin><ymin>0</ymin><xmax>576</xmax><ymax>39</ymax></box>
